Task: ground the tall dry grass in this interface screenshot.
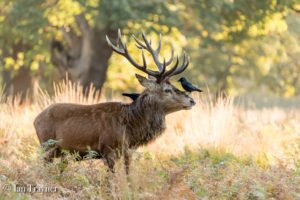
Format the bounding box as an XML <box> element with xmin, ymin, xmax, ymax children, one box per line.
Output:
<box><xmin>0</xmin><ymin>80</ymin><xmax>300</xmax><ymax>199</ymax></box>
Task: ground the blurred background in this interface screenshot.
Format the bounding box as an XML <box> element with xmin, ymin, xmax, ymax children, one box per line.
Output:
<box><xmin>0</xmin><ymin>0</ymin><xmax>299</xmax><ymax>106</ymax></box>
<box><xmin>1</xmin><ymin>2</ymin><xmax>300</xmax><ymax>198</ymax></box>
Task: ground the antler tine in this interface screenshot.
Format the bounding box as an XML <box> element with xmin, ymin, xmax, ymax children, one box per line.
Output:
<box><xmin>106</xmin><ymin>30</ymin><xmax>159</xmax><ymax>77</ymax></box>
<box><xmin>160</xmin><ymin>57</ymin><xmax>167</xmax><ymax>75</ymax></box>
<box><xmin>132</xmin><ymin>35</ymin><xmax>147</xmax><ymax>49</ymax></box>
<box><xmin>133</xmin><ymin>32</ymin><xmax>174</xmax><ymax>73</ymax></box>
<box><xmin>122</xmin><ymin>43</ymin><xmax>160</xmax><ymax>76</ymax></box>
<box><xmin>156</xmin><ymin>34</ymin><xmax>162</xmax><ymax>53</ymax></box>
<box><xmin>141</xmin><ymin>32</ymin><xmax>165</xmax><ymax>71</ymax></box>
<box><xmin>106</xmin><ymin>35</ymin><xmax>124</xmax><ymax>54</ymax></box>
<box><xmin>169</xmin><ymin>53</ymin><xmax>190</xmax><ymax>77</ymax></box>
<box><xmin>156</xmin><ymin>58</ymin><xmax>167</xmax><ymax>82</ymax></box>
<box><xmin>161</xmin><ymin>55</ymin><xmax>179</xmax><ymax>79</ymax></box>
<box><xmin>117</xmin><ymin>29</ymin><xmax>122</xmax><ymax>46</ymax></box>
<box><xmin>150</xmin><ymin>33</ymin><xmax>174</xmax><ymax>68</ymax></box>
<box><xmin>141</xmin><ymin>49</ymin><xmax>147</xmax><ymax>68</ymax></box>
<box><xmin>141</xmin><ymin>32</ymin><xmax>152</xmax><ymax>50</ymax></box>
<box><xmin>122</xmin><ymin>43</ymin><xmax>143</xmax><ymax>68</ymax></box>
<box><xmin>135</xmin><ymin>44</ymin><xmax>144</xmax><ymax>49</ymax></box>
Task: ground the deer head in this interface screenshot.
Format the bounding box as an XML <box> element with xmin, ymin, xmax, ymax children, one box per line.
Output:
<box><xmin>106</xmin><ymin>30</ymin><xmax>195</xmax><ymax>114</ymax></box>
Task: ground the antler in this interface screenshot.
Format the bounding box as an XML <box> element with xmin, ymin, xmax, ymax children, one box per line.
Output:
<box><xmin>106</xmin><ymin>29</ymin><xmax>190</xmax><ymax>82</ymax></box>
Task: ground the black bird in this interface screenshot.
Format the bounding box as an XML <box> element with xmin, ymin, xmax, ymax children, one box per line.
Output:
<box><xmin>178</xmin><ymin>77</ymin><xmax>203</xmax><ymax>93</ymax></box>
<box><xmin>122</xmin><ymin>92</ymin><xmax>140</xmax><ymax>101</ymax></box>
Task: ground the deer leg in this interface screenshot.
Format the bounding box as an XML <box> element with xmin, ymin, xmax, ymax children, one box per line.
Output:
<box><xmin>44</xmin><ymin>146</ymin><xmax>59</xmax><ymax>163</ymax></box>
<box><xmin>124</xmin><ymin>150</ymin><xmax>131</xmax><ymax>175</ymax></box>
<box><xmin>104</xmin><ymin>152</ymin><xmax>116</xmax><ymax>173</ymax></box>
<box><xmin>107</xmin><ymin>159</ymin><xmax>115</xmax><ymax>173</ymax></box>
<box><xmin>59</xmin><ymin>152</ymin><xmax>68</xmax><ymax>173</ymax></box>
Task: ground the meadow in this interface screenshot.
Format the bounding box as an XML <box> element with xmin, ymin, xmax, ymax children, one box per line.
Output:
<box><xmin>0</xmin><ymin>81</ymin><xmax>300</xmax><ymax>199</ymax></box>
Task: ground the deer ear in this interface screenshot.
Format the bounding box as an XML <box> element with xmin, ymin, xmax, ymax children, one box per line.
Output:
<box><xmin>135</xmin><ymin>74</ymin><xmax>157</xmax><ymax>89</ymax></box>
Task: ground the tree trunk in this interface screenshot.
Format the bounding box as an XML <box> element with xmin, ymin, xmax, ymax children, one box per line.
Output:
<box><xmin>4</xmin><ymin>67</ymin><xmax>35</xmax><ymax>104</ymax></box>
<box><xmin>2</xmin><ymin>69</ymin><xmax>11</xmax><ymax>95</ymax></box>
<box><xmin>1</xmin><ymin>41</ymin><xmax>34</xmax><ymax>104</ymax></box>
<box><xmin>50</xmin><ymin>14</ymin><xmax>117</xmax><ymax>96</ymax></box>
<box><xmin>215</xmin><ymin>48</ymin><xmax>235</xmax><ymax>100</ymax></box>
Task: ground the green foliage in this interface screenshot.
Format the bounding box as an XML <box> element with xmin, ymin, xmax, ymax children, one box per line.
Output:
<box><xmin>0</xmin><ymin>0</ymin><xmax>299</xmax><ymax>97</ymax></box>
<box><xmin>178</xmin><ymin>0</ymin><xmax>300</xmax><ymax>96</ymax></box>
<box><xmin>84</xmin><ymin>146</ymin><xmax>99</xmax><ymax>159</ymax></box>
<box><xmin>41</xmin><ymin>139</ymin><xmax>58</xmax><ymax>149</ymax></box>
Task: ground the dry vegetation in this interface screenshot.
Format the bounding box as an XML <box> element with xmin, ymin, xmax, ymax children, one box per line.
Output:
<box><xmin>1</xmin><ymin>81</ymin><xmax>300</xmax><ymax>199</ymax></box>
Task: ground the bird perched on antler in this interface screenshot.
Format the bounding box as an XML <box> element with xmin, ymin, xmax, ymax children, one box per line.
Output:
<box><xmin>178</xmin><ymin>77</ymin><xmax>203</xmax><ymax>93</ymax></box>
<box><xmin>122</xmin><ymin>92</ymin><xmax>140</xmax><ymax>101</ymax></box>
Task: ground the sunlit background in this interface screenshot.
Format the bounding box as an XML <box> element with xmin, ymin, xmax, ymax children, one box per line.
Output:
<box><xmin>1</xmin><ymin>1</ymin><xmax>300</xmax><ymax>199</ymax></box>
<box><xmin>0</xmin><ymin>0</ymin><xmax>300</xmax><ymax>104</ymax></box>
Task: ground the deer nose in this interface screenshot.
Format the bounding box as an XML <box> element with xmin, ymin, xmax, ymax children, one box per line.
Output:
<box><xmin>190</xmin><ymin>99</ymin><xmax>195</xmax><ymax>105</ymax></box>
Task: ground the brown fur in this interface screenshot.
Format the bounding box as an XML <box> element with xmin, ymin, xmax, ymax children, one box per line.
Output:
<box><xmin>34</xmin><ymin>76</ymin><xmax>195</xmax><ymax>173</ymax></box>
<box><xmin>35</xmin><ymin>31</ymin><xmax>196</xmax><ymax>173</ymax></box>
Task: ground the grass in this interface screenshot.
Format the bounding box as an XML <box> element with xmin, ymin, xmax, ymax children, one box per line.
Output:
<box><xmin>0</xmin><ymin>81</ymin><xmax>300</xmax><ymax>199</ymax></box>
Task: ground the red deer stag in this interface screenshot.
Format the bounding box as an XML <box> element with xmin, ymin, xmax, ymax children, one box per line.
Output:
<box><xmin>34</xmin><ymin>30</ymin><xmax>196</xmax><ymax>174</ymax></box>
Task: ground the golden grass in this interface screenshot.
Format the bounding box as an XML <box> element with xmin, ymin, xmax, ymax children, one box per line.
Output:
<box><xmin>0</xmin><ymin>81</ymin><xmax>300</xmax><ymax>199</ymax></box>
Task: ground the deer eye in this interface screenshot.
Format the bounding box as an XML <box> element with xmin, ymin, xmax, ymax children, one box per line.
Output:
<box><xmin>164</xmin><ymin>89</ymin><xmax>172</xmax><ymax>93</ymax></box>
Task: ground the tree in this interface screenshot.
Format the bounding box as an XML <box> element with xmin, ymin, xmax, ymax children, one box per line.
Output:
<box><xmin>0</xmin><ymin>0</ymin><xmax>180</xmax><ymax>98</ymax></box>
<box><xmin>0</xmin><ymin>0</ymin><xmax>50</xmax><ymax>102</ymax></box>
<box><xmin>1</xmin><ymin>0</ymin><xmax>299</xmax><ymax>101</ymax></box>
<box><xmin>176</xmin><ymin>0</ymin><xmax>295</xmax><ymax>97</ymax></box>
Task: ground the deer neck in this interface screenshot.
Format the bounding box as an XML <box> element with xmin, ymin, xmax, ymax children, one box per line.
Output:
<box><xmin>124</xmin><ymin>94</ymin><xmax>166</xmax><ymax>148</ymax></box>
